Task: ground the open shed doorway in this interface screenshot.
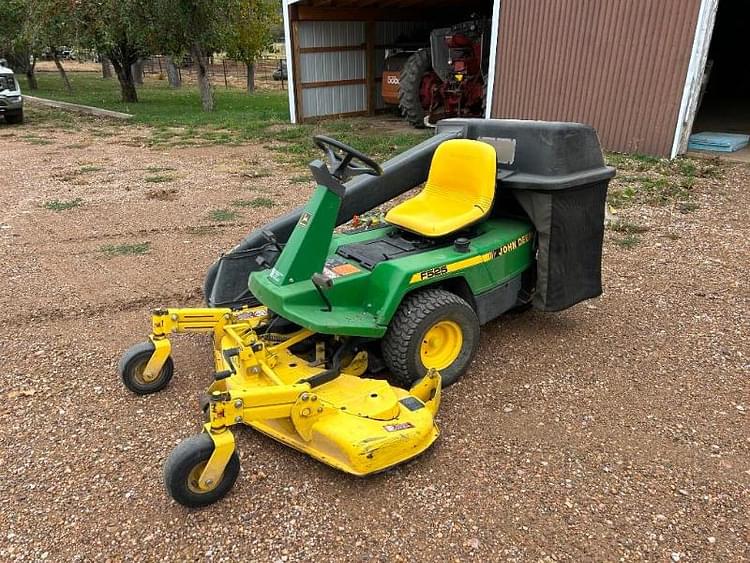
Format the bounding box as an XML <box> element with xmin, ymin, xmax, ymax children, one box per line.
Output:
<box><xmin>284</xmin><ymin>0</ymin><xmax>497</xmax><ymax>126</ymax></box>
<box><xmin>689</xmin><ymin>1</ymin><xmax>750</xmax><ymax>161</ymax></box>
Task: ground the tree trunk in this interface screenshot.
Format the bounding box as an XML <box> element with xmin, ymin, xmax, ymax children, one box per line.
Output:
<box><xmin>26</xmin><ymin>57</ymin><xmax>38</xmax><ymax>90</ymax></box>
<box><xmin>101</xmin><ymin>55</ymin><xmax>113</xmax><ymax>79</ymax></box>
<box><xmin>110</xmin><ymin>58</ymin><xmax>138</xmax><ymax>103</ymax></box>
<box><xmin>52</xmin><ymin>52</ymin><xmax>72</xmax><ymax>93</ymax></box>
<box><xmin>131</xmin><ymin>58</ymin><xmax>144</xmax><ymax>85</ymax></box>
<box><xmin>246</xmin><ymin>62</ymin><xmax>255</xmax><ymax>93</ymax></box>
<box><xmin>191</xmin><ymin>43</ymin><xmax>214</xmax><ymax>112</ymax></box>
<box><xmin>10</xmin><ymin>50</ymin><xmax>38</xmax><ymax>90</ymax></box>
<box><xmin>165</xmin><ymin>56</ymin><xmax>181</xmax><ymax>88</ymax></box>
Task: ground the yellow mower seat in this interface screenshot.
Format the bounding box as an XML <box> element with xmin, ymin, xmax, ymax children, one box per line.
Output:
<box><xmin>385</xmin><ymin>139</ymin><xmax>496</xmax><ymax>237</ymax></box>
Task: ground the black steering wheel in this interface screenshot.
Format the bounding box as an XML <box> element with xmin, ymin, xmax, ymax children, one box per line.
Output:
<box><xmin>313</xmin><ymin>135</ymin><xmax>383</xmax><ymax>181</ymax></box>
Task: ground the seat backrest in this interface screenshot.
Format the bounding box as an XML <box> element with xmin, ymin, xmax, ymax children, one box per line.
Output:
<box><xmin>425</xmin><ymin>139</ymin><xmax>496</xmax><ymax>212</ymax></box>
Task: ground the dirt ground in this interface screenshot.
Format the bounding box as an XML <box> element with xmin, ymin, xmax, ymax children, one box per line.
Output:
<box><xmin>0</xmin><ymin>108</ymin><xmax>748</xmax><ymax>562</ymax></box>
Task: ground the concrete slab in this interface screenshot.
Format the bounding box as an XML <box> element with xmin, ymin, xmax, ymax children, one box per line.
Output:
<box><xmin>688</xmin><ymin>144</ymin><xmax>750</xmax><ymax>163</ymax></box>
<box><xmin>24</xmin><ymin>95</ymin><xmax>133</xmax><ymax>120</ymax></box>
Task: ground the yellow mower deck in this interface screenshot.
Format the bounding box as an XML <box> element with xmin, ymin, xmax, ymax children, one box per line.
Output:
<box><xmin>128</xmin><ymin>306</ymin><xmax>441</xmax><ymax>503</ymax></box>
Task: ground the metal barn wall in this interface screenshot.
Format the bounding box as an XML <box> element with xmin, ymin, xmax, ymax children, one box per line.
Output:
<box><xmin>297</xmin><ymin>21</ymin><xmax>368</xmax><ymax>118</ymax></box>
<box><xmin>491</xmin><ymin>0</ymin><xmax>702</xmax><ymax>156</ymax></box>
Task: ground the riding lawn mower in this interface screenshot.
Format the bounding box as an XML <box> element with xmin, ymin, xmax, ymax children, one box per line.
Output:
<box><xmin>119</xmin><ymin>118</ymin><xmax>615</xmax><ymax>507</ymax></box>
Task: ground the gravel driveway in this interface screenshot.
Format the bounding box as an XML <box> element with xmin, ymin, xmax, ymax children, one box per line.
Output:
<box><xmin>0</xmin><ymin>108</ymin><xmax>747</xmax><ymax>562</ymax></box>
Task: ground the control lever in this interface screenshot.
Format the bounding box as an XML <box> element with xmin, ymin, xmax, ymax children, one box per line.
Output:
<box><xmin>311</xmin><ymin>273</ymin><xmax>333</xmax><ymax>312</ymax></box>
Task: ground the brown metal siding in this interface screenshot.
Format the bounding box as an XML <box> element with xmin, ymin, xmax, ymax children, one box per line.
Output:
<box><xmin>491</xmin><ymin>0</ymin><xmax>701</xmax><ymax>156</ymax></box>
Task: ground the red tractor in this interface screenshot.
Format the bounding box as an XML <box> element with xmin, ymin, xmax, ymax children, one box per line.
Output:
<box><xmin>382</xmin><ymin>18</ymin><xmax>490</xmax><ymax>128</ymax></box>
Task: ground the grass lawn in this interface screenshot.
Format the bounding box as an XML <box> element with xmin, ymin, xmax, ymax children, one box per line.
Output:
<box><xmin>25</xmin><ymin>71</ymin><xmax>431</xmax><ymax>166</ymax></box>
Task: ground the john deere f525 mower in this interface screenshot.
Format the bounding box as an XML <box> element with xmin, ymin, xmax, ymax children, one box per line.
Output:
<box><xmin>119</xmin><ymin>119</ymin><xmax>614</xmax><ymax>507</ymax></box>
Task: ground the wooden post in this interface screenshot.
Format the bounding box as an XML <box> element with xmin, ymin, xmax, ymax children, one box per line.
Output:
<box><xmin>223</xmin><ymin>59</ymin><xmax>229</xmax><ymax>89</ymax></box>
<box><xmin>366</xmin><ymin>20</ymin><xmax>376</xmax><ymax>116</ymax></box>
<box><xmin>291</xmin><ymin>20</ymin><xmax>304</xmax><ymax>122</ymax></box>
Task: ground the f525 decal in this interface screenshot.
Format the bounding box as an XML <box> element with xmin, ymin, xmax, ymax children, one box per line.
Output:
<box><xmin>409</xmin><ymin>232</ymin><xmax>533</xmax><ymax>284</ymax></box>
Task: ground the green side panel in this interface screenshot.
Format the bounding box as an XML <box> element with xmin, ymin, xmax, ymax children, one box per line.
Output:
<box><xmin>251</xmin><ymin>218</ymin><xmax>535</xmax><ymax>338</ymax></box>
<box><xmin>269</xmin><ymin>186</ymin><xmax>340</xmax><ymax>286</ymax></box>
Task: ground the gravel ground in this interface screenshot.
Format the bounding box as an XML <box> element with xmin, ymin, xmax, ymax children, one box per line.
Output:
<box><xmin>0</xmin><ymin>108</ymin><xmax>748</xmax><ymax>562</ymax></box>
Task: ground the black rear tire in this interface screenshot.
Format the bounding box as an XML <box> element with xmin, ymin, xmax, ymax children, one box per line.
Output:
<box><xmin>4</xmin><ymin>111</ymin><xmax>23</xmax><ymax>124</ymax></box>
<box><xmin>382</xmin><ymin>288</ymin><xmax>480</xmax><ymax>388</ymax></box>
<box><xmin>163</xmin><ymin>433</ymin><xmax>240</xmax><ymax>508</ymax></box>
<box><xmin>398</xmin><ymin>49</ymin><xmax>433</xmax><ymax>128</ymax></box>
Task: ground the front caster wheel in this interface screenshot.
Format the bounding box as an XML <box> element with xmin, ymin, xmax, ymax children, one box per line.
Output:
<box><xmin>163</xmin><ymin>433</ymin><xmax>240</xmax><ymax>508</ymax></box>
<box><xmin>118</xmin><ymin>341</ymin><xmax>174</xmax><ymax>395</ymax></box>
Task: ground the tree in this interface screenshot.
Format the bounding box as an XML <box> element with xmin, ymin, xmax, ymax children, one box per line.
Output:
<box><xmin>149</xmin><ymin>0</ymin><xmax>235</xmax><ymax>111</ymax></box>
<box><xmin>100</xmin><ymin>54</ymin><xmax>113</xmax><ymax>79</ymax></box>
<box><xmin>27</xmin><ymin>0</ymin><xmax>76</xmax><ymax>92</ymax></box>
<box><xmin>0</xmin><ymin>0</ymin><xmax>38</xmax><ymax>89</ymax></box>
<box><xmin>165</xmin><ymin>56</ymin><xmax>181</xmax><ymax>88</ymax></box>
<box><xmin>76</xmin><ymin>0</ymin><xmax>150</xmax><ymax>103</ymax></box>
<box><xmin>225</xmin><ymin>0</ymin><xmax>279</xmax><ymax>93</ymax></box>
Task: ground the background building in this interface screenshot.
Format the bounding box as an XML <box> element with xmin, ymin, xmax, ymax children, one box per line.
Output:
<box><xmin>281</xmin><ymin>0</ymin><xmax>746</xmax><ymax>157</ymax></box>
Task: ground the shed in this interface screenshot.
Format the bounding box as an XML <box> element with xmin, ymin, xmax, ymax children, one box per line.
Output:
<box><xmin>282</xmin><ymin>0</ymin><xmax>746</xmax><ymax>158</ymax></box>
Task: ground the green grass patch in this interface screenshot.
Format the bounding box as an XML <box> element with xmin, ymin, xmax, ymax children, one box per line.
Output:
<box><xmin>673</xmin><ymin>158</ymin><xmax>697</xmax><ymax>178</ymax></box>
<box><xmin>145</xmin><ymin>165</ymin><xmax>177</xmax><ymax>173</ymax></box>
<box><xmin>608</xmin><ymin>220</ymin><xmax>649</xmax><ymax>235</ymax></box>
<box><xmin>232</xmin><ymin>197</ymin><xmax>275</xmax><ymax>208</ymax></box>
<box><xmin>290</xmin><ymin>175</ymin><xmax>311</xmax><ymax>184</ymax></box>
<box><xmin>677</xmin><ymin>201</ymin><xmax>699</xmax><ymax>213</ymax></box>
<box><xmin>43</xmin><ymin>198</ymin><xmax>83</xmax><ymax>211</ymax></box>
<box><xmin>25</xmin><ymin>72</ymin><xmax>430</xmax><ymax>166</ymax></box>
<box><xmin>144</xmin><ymin>174</ymin><xmax>175</xmax><ymax>183</ymax></box>
<box><xmin>208</xmin><ymin>208</ymin><xmax>240</xmax><ymax>222</ymax></box>
<box><xmin>100</xmin><ymin>242</ymin><xmax>150</xmax><ymax>257</ymax></box>
<box><xmin>186</xmin><ymin>225</ymin><xmax>218</xmax><ymax>236</ymax></box>
<box><xmin>79</xmin><ymin>165</ymin><xmax>103</xmax><ymax>173</ymax></box>
<box><xmin>240</xmin><ymin>170</ymin><xmax>272</xmax><ymax>179</ymax></box>
<box><xmin>614</xmin><ymin>234</ymin><xmax>641</xmax><ymax>249</ymax></box>
<box><xmin>21</xmin><ymin>134</ymin><xmax>54</xmax><ymax>145</ymax></box>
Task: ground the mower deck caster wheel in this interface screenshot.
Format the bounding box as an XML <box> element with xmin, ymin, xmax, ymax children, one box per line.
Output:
<box><xmin>118</xmin><ymin>341</ymin><xmax>174</xmax><ymax>395</ymax></box>
<box><xmin>164</xmin><ymin>433</ymin><xmax>240</xmax><ymax>507</ymax></box>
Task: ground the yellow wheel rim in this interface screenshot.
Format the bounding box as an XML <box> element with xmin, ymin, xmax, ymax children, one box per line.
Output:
<box><xmin>132</xmin><ymin>357</ymin><xmax>159</xmax><ymax>384</ymax></box>
<box><xmin>187</xmin><ymin>462</ymin><xmax>219</xmax><ymax>494</ymax></box>
<box><xmin>420</xmin><ymin>320</ymin><xmax>463</xmax><ymax>370</ymax></box>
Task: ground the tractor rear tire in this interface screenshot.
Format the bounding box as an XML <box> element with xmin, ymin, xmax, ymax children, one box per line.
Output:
<box><xmin>398</xmin><ymin>49</ymin><xmax>432</xmax><ymax>128</ymax></box>
<box><xmin>382</xmin><ymin>288</ymin><xmax>479</xmax><ymax>388</ymax></box>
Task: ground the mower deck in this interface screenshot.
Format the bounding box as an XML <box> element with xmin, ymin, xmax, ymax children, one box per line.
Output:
<box><xmin>121</xmin><ymin>305</ymin><xmax>441</xmax><ymax>505</ymax></box>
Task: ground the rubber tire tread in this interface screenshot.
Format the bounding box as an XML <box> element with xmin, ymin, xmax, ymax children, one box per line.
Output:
<box><xmin>4</xmin><ymin>111</ymin><xmax>23</xmax><ymax>124</ymax></box>
<box><xmin>398</xmin><ymin>49</ymin><xmax>432</xmax><ymax>128</ymax></box>
<box><xmin>382</xmin><ymin>288</ymin><xmax>479</xmax><ymax>388</ymax></box>
<box><xmin>163</xmin><ymin>433</ymin><xmax>240</xmax><ymax>508</ymax></box>
<box><xmin>118</xmin><ymin>340</ymin><xmax>174</xmax><ymax>395</ymax></box>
